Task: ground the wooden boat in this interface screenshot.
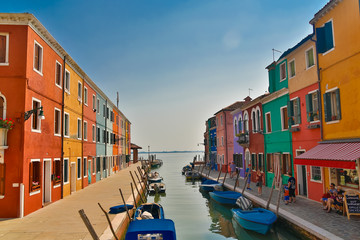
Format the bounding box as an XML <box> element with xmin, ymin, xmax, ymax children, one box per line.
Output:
<box><xmin>148</xmin><ymin>182</ymin><xmax>166</xmax><ymax>194</ymax></box>
<box><xmin>200</xmin><ymin>179</ymin><xmax>223</xmax><ymax>192</ymax></box>
<box><xmin>182</xmin><ymin>165</ymin><xmax>192</xmax><ymax>175</ymax></box>
<box><xmin>148</xmin><ymin>172</ymin><xmax>163</xmax><ymax>183</ymax></box>
<box><xmin>125</xmin><ymin>203</ymin><xmax>176</xmax><ymax>239</ymax></box>
<box><xmin>231</xmin><ymin>208</ymin><xmax>277</xmax><ymax>235</ymax></box>
<box><xmin>150</xmin><ymin>159</ymin><xmax>163</xmax><ymax>168</ymax></box>
<box><xmin>185</xmin><ymin>170</ymin><xmax>201</xmax><ymax>180</ymax></box>
<box><xmin>209</xmin><ymin>191</ymin><xmax>242</xmax><ymax>206</ymax></box>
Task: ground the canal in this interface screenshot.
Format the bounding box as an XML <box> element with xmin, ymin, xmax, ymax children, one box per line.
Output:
<box><xmin>140</xmin><ymin>152</ymin><xmax>304</xmax><ymax>240</ymax></box>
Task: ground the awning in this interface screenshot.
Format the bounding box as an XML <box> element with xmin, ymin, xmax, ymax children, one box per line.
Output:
<box><xmin>294</xmin><ymin>142</ymin><xmax>360</xmax><ymax>169</ymax></box>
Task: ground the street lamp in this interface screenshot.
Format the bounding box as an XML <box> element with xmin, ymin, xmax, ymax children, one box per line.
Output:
<box><xmin>24</xmin><ymin>106</ymin><xmax>45</xmax><ymax>121</ymax></box>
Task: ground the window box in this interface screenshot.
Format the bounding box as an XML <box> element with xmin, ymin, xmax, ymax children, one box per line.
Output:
<box><xmin>289</xmin><ymin>127</ymin><xmax>300</xmax><ymax>132</ymax></box>
<box><xmin>0</xmin><ymin>128</ymin><xmax>8</xmax><ymax>147</ymax></box>
<box><xmin>307</xmin><ymin>123</ymin><xmax>320</xmax><ymax>129</ymax></box>
<box><xmin>53</xmin><ymin>175</ymin><xmax>61</xmax><ymax>184</ymax></box>
<box><xmin>236</xmin><ymin>132</ymin><xmax>249</xmax><ymax>145</ymax></box>
<box><xmin>31</xmin><ymin>182</ymin><xmax>40</xmax><ymax>191</ymax></box>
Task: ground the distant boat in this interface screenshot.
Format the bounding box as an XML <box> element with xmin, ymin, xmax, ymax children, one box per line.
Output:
<box><xmin>185</xmin><ymin>170</ymin><xmax>201</xmax><ymax>180</ymax></box>
<box><xmin>182</xmin><ymin>165</ymin><xmax>192</xmax><ymax>175</ymax></box>
<box><xmin>200</xmin><ymin>179</ymin><xmax>223</xmax><ymax>192</ymax></box>
<box><xmin>148</xmin><ymin>182</ymin><xmax>166</xmax><ymax>194</ymax></box>
<box><xmin>125</xmin><ymin>203</ymin><xmax>176</xmax><ymax>240</ymax></box>
<box><xmin>209</xmin><ymin>191</ymin><xmax>242</xmax><ymax>206</ymax></box>
<box><xmin>148</xmin><ymin>172</ymin><xmax>163</xmax><ymax>183</ymax></box>
<box><xmin>150</xmin><ymin>159</ymin><xmax>163</xmax><ymax>168</ymax></box>
<box><xmin>232</xmin><ymin>208</ymin><xmax>277</xmax><ymax>235</ymax></box>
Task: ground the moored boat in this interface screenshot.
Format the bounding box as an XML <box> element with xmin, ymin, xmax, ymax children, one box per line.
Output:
<box><xmin>209</xmin><ymin>191</ymin><xmax>242</xmax><ymax>206</ymax></box>
<box><xmin>200</xmin><ymin>179</ymin><xmax>223</xmax><ymax>192</ymax></box>
<box><xmin>134</xmin><ymin>203</ymin><xmax>164</xmax><ymax>220</ymax></box>
<box><xmin>185</xmin><ymin>170</ymin><xmax>201</xmax><ymax>180</ymax></box>
<box><xmin>148</xmin><ymin>182</ymin><xmax>166</xmax><ymax>194</ymax></box>
<box><xmin>182</xmin><ymin>165</ymin><xmax>192</xmax><ymax>175</ymax></box>
<box><xmin>231</xmin><ymin>208</ymin><xmax>277</xmax><ymax>235</ymax></box>
<box><xmin>148</xmin><ymin>172</ymin><xmax>163</xmax><ymax>183</ymax></box>
<box><xmin>150</xmin><ymin>159</ymin><xmax>163</xmax><ymax>168</ymax></box>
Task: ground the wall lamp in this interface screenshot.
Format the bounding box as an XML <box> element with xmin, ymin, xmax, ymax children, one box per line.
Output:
<box><xmin>24</xmin><ymin>106</ymin><xmax>45</xmax><ymax>121</ymax></box>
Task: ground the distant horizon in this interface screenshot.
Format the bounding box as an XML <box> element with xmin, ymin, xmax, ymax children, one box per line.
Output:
<box><xmin>138</xmin><ymin>150</ymin><xmax>204</xmax><ymax>154</ymax></box>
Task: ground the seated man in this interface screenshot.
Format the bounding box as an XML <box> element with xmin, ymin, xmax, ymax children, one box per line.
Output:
<box><xmin>321</xmin><ymin>183</ymin><xmax>337</xmax><ymax>207</ymax></box>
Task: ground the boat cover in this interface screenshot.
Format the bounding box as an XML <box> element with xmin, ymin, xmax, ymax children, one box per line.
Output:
<box><xmin>125</xmin><ymin>219</ymin><xmax>176</xmax><ymax>240</ymax></box>
<box><xmin>201</xmin><ymin>179</ymin><xmax>219</xmax><ymax>185</ymax></box>
<box><xmin>212</xmin><ymin>191</ymin><xmax>242</xmax><ymax>199</ymax></box>
<box><xmin>108</xmin><ymin>204</ymin><xmax>134</xmax><ymax>214</ymax></box>
<box><xmin>233</xmin><ymin>208</ymin><xmax>277</xmax><ymax>225</ymax></box>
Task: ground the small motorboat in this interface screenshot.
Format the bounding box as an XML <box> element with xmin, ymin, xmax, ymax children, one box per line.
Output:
<box><xmin>148</xmin><ymin>172</ymin><xmax>163</xmax><ymax>183</ymax></box>
<box><xmin>232</xmin><ymin>208</ymin><xmax>277</xmax><ymax>235</ymax></box>
<box><xmin>125</xmin><ymin>203</ymin><xmax>176</xmax><ymax>240</ymax></box>
<box><xmin>200</xmin><ymin>179</ymin><xmax>223</xmax><ymax>192</ymax></box>
<box><xmin>182</xmin><ymin>165</ymin><xmax>192</xmax><ymax>175</ymax></box>
<box><xmin>185</xmin><ymin>170</ymin><xmax>201</xmax><ymax>180</ymax></box>
<box><xmin>148</xmin><ymin>182</ymin><xmax>166</xmax><ymax>194</ymax></box>
<box><xmin>150</xmin><ymin>159</ymin><xmax>163</xmax><ymax>168</ymax></box>
<box><xmin>209</xmin><ymin>191</ymin><xmax>242</xmax><ymax>206</ymax></box>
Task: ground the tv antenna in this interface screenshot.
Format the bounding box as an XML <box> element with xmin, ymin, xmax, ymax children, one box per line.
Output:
<box><xmin>248</xmin><ymin>88</ymin><xmax>253</xmax><ymax>97</ymax></box>
<box><xmin>272</xmin><ymin>48</ymin><xmax>282</xmax><ymax>61</ymax></box>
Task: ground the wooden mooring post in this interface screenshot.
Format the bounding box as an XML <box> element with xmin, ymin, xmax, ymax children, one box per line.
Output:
<box><xmin>98</xmin><ymin>203</ymin><xmax>119</xmax><ymax>240</ymax></box>
<box><xmin>266</xmin><ymin>177</ymin><xmax>277</xmax><ymax>210</ymax></box>
<box><xmin>78</xmin><ymin>209</ymin><xmax>99</xmax><ymax>240</ymax></box>
<box><xmin>233</xmin><ymin>170</ymin><xmax>241</xmax><ymax>191</ymax></box>
<box><xmin>241</xmin><ymin>171</ymin><xmax>250</xmax><ymax>195</ymax></box>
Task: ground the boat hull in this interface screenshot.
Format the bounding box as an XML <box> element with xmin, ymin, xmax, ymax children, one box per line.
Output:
<box><xmin>125</xmin><ymin>219</ymin><xmax>176</xmax><ymax>240</ymax></box>
<box><xmin>231</xmin><ymin>208</ymin><xmax>277</xmax><ymax>235</ymax></box>
<box><xmin>209</xmin><ymin>191</ymin><xmax>242</xmax><ymax>205</ymax></box>
<box><xmin>200</xmin><ymin>179</ymin><xmax>223</xmax><ymax>192</ymax></box>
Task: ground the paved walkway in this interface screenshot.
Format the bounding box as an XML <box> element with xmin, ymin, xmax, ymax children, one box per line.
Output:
<box><xmin>199</xmin><ymin>166</ymin><xmax>360</xmax><ymax>240</ymax></box>
<box><xmin>0</xmin><ymin>162</ymin><xmax>144</xmax><ymax>240</ymax></box>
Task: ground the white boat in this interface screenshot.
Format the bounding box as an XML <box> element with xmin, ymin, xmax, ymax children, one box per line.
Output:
<box><xmin>148</xmin><ymin>182</ymin><xmax>166</xmax><ymax>194</ymax></box>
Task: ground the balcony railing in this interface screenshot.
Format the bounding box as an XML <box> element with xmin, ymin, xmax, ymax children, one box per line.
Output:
<box><xmin>236</xmin><ymin>132</ymin><xmax>249</xmax><ymax>146</ymax></box>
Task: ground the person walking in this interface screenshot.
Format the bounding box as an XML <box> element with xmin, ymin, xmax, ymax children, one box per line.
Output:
<box><xmin>230</xmin><ymin>161</ymin><xmax>236</xmax><ymax>179</ymax></box>
<box><xmin>288</xmin><ymin>172</ymin><xmax>296</xmax><ymax>203</ymax></box>
<box><xmin>246</xmin><ymin>164</ymin><xmax>252</xmax><ymax>190</ymax></box>
<box><xmin>256</xmin><ymin>169</ymin><xmax>263</xmax><ymax>196</ymax></box>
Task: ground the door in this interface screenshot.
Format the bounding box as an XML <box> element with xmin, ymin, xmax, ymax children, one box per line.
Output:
<box><xmin>88</xmin><ymin>160</ymin><xmax>91</xmax><ymax>184</ymax></box>
<box><xmin>70</xmin><ymin>163</ymin><xmax>76</xmax><ymax>193</ymax></box>
<box><xmin>274</xmin><ymin>153</ymin><xmax>281</xmax><ymax>189</ymax></box>
<box><xmin>43</xmin><ymin>159</ymin><xmax>51</xmax><ymax>204</ymax></box>
<box><xmin>297</xmin><ymin>165</ymin><xmax>308</xmax><ymax>196</ymax></box>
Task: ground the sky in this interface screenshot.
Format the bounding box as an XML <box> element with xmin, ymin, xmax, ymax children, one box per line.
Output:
<box><xmin>3</xmin><ymin>0</ymin><xmax>329</xmax><ymax>151</ymax></box>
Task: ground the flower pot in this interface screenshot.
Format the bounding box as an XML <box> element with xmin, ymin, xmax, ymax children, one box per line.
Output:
<box><xmin>0</xmin><ymin>128</ymin><xmax>8</xmax><ymax>147</ymax></box>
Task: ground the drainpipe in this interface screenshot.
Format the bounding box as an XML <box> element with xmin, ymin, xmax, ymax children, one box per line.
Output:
<box><xmin>81</xmin><ymin>77</ymin><xmax>84</xmax><ymax>189</ymax></box>
<box><xmin>60</xmin><ymin>55</ymin><xmax>66</xmax><ymax>199</ymax></box>
<box><xmin>311</xmin><ymin>24</ymin><xmax>323</xmax><ymax>141</ymax></box>
<box><xmin>224</xmin><ymin>111</ymin><xmax>228</xmax><ymax>173</ymax></box>
<box><xmin>105</xmin><ymin>99</ymin><xmax>107</xmax><ymax>176</ymax></box>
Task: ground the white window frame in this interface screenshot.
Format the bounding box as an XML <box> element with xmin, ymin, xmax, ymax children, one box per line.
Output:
<box><xmin>33</xmin><ymin>40</ymin><xmax>43</xmax><ymax>75</ymax></box>
<box><xmin>256</xmin><ymin>106</ymin><xmax>261</xmax><ymax>132</ymax></box>
<box><xmin>77</xmin><ymin>118</ymin><xmax>82</xmax><ymax>140</ymax></box>
<box><xmin>54</xmin><ymin>107</ymin><xmax>61</xmax><ymax>137</ymax></box>
<box><xmin>265</xmin><ymin>112</ymin><xmax>271</xmax><ymax>133</ymax></box>
<box><xmin>83</xmin><ymin>121</ymin><xmax>88</xmax><ymax>141</ymax></box>
<box><xmin>63</xmin><ymin>158</ymin><xmax>69</xmax><ymax>184</ymax></box>
<box><xmin>77</xmin><ymin>81</ymin><xmax>82</xmax><ymax>102</ymax></box>
<box><xmin>288</xmin><ymin>59</ymin><xmax>296</xmax><ymax>78</ymax></box>
<box><xmin>305</xmin><ymin>46</ymin><xmax>315</xmax><ymax>70</ymax></box>
<box><xmin>325</xmin><ymin>87</ymin><xmax>340</xmax><ymax>123</ymax></box>
<box><xmin>84</xmin><ymin>86</ymin><xmax>88</xmax><ymax>106</ymax></box>
<box><xmin>83</xmin><ymin>157</ymin><xmax>87</xmax><ymax>178</ymax></box>
<box><xmin>77</xmin><ymin>157</ymin><xmax>82</xmax><ymax>180</ymax></box>
<box><xmin>280</xmin><ymin>106</ymin><xmax>288</xmax><ymax>131</ymax></box>
<box><xmin>308</xmin><ymin>90</ymin><xmax>320</xmax><ymax>123</ymax></box>
<box><xmin>280</xmin><ymin>62</ymin><xmax>287</xmax><ymax>82</ymax></box>
<box><xmin>220</xmin><ymin>115</ymin><xmax>223</xmax><ymax>126</ymax></box>
<box><xmin>53</xmin><ymin>158</ymin><xmax>61</xmax><ymax>188</ymax></box>
<box><xmin>55</xmin><ymin>61</ymin><xmax>62</xmax><ymax>89</ymax></box>
<box><xmin>64</xmin><ymin>112</ymin><xmax>70</xmax><ymax>138</ymax></box>
<box><xmin>243</xmin><ymin>111</ymin><xmax>249</xmax><ymax>133</ymax></box>
<box><xmin>92</xmin><ymin>94</ymin><xmax>96</xmax><ymax>111</ymax></box>
<box><xmin>251</xmin><ymin>108</ymin><xmax>257</xmax><ymax>132</ymax></box>
<box><xmin>322</xmin><ymin>19</ymin><xmax>335</xmax><ymax>56</ymax></box>
<box><xmin>234</xmin><ymin>117</ymin><xmax>238</xmax><ymax>135</ymax></box>
<box><xmin>29</xmin><ymin>159</ymin><xmax>41</xmax><ymax>196</ymax></box>
<box><xmin>0</xmin><ymin>33</ymin><xmax>9</xmax><ymax>66</ymax></box>
<box><xmin>31</xmin><ymin>97</ymin><xmax>42</xmax><ymax>133</ymax></box>
<box><xmin>64</xmin><ymin>69</ymin><xmax>70</xmax><ymax>94</ymax></box>
<box><xmin>97</xmin><ymin>99</ymin><xmax>100</xmax><ymax>115</ymax></box>
<box><xmin>92</xmin><ymin>124</ymin><xmax>96</xmax><ymax>142</ymax></box>
<box><xmin>310</xmin><ymin>166</ymin><xmax>323</xmax><ymax>183</ymax></box>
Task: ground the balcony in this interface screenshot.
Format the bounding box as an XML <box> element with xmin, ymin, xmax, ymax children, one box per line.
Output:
<box><xmin>236</xmin><ymin>132</ymin><xmax>249</xmax><ymax>147</ymax></box>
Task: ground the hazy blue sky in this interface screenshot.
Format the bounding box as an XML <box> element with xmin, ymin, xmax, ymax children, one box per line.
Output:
<box><xmin>3</xmin><ymin>0</ymin><xmax>328</xmax><ymax>151</ymax></box>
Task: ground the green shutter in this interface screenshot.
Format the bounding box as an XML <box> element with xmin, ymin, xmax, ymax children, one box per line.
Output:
<box><xmin>305</xmin><ymin>94</ymin><xmax>312</xmax><ymax>122</ymax></box>
<box><xmin>316</xmin><ymin>26</ymin><xmax>326</xmax><ymax>54</ymax></box>
<box><xmin>323</xmin><ymin>92</ymin><xmax>331</xmax><ymax>122</ymax></box>
<box><xmin>335</xmin><ymin>88</ymin><xmax>341</xmax><ymax>120</ymax></box>
<box><xmin>287</xmin><ymin>101</ymin><xmax>293</xmax><ymax>127</ymax></box>
<box><xmin>296</xmin><ymin>98</ymin><xmax>301</xmax><ymax>124</ymax></box>
<box><xmin>324</xmin><ymin>21</ymin><xmax>334</xmax><ymax>51</ymax></box>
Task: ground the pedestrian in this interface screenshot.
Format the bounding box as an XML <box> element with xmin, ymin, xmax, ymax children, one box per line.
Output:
<box><xmin>246</xmin><ymin>164</ymin><xmax>251</xmax><ymax>190</ymax></box>
<box><xmin>288</xmin><ymin>172</ymin><xmax>296</xmax><ymax>203</ymax></box>
<box><xmin>230</xmin><ymin>161</ymin><xmax>236</xmax><ymax>179</ymax></box>
<box><xmin>256</xmin><ymin>169</ymin><xmax>263</xmax><ymax>195</ymax></box>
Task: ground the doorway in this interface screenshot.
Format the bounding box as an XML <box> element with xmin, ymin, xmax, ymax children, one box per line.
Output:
<box><xmin>70</xmin><ymin>163</ymin><xmax>76</xmax><ymax>193</ymax></box>
<box><xmin>43</xmin><ymin>159</ymin><xmax>51</xmax><ymax>204</ymax></box>
<box><xmin>296</xmin><ymin>150</ymin><xmax>307</xmax><ymax>196</ymax></box>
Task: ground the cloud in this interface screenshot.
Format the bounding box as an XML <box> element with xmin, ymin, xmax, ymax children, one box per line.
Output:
<box><xmin>222</xmin><ymin>30</ymin><xmax>241</xmax><ymax>50</ymax></box>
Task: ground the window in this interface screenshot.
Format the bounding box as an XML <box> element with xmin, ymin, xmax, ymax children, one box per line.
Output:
<box><xmin>107</xmin><ymin>107</ymin><xmax>109</xmax><ymax>119</ymax></box>
<box><xmin>92</xmin><ymin>157</ymin><xmax>96</xmax><ymax>174</ymax></box>
<box><xmin>0</xmin><ymin>95</ymin><xmax>5</xmax><ymax>119</ymax></box>
<box><xmin>84</xmin><ymin>87</ymin><xmax>88</xmax><ymax>105</ymax></box>
<box><xmin>97</xmin><ymin>99</ymin><xmax>100</xmax><ymax>115</ymax></box>
<box><xmin>64</xmin><ymin>112</ymin><xmax>70</xmax><ymax>137</ymax></box>
<box><xmin>54</xmin><ymin>159</ymin><xmax>61</xmax><ymax>185</ymax></box>
<box><xmin>0</xmin><ymin>163</ymin><xmax>5</xmax><ymax>195</ymax></box>
<box><xmin>289</xmin><ymin>60</ymin><xmax>295</xmax><ymax>78</ymax></box>
<box><xmin>281</xmin><ymin>154</ymin><xmax>292</xmax><ymax>175</ymax></box>
<box><xmin>33</xmin><ymin>41</ymin><xmax>43</xmax><ymax>74</ymax></box>
<box><xmin>306</xmin><ymin>91</ymin><xmax>319</xmax><ymax>122</ymax></box>
<box><xmin>256</xmin><ymin>109</ymin><xmax>261</xmax><ymax>131</ymax></box>
<box><xmin>336</xmin><ymin>168</ymin><xmax>359</xmax><ymax>189</ymax></box>
<box><xmin>234</xmin><ymin>118</ymin><xmax>238</xmax><ymax>135</ymax></box>
<box><xmin>267</xmin><ymin>154</ymin><xmax>273</xmax><ymax>172</ymax></box>
<box><xmin>30</xmin><ymin>159</ymin><xmax>41</xmax><ymax>192</ymax></box>
<box><xmin>316</xmin><ymin>20</ymin><xmax>334</xmax><ymax>54</ymax></box>
<box><xmin>265</xmin><ymin>112</ymin><xmax>271</xmax><ymax>133</ymax></box>
<box><xmin>311</xmin><ymin>166</ymin><xmax>322</xmax><ymax>181</ymax></box>
<box><xmin>281</xmin><ymin>107</ymin><xmax>289</xmax><ymax>130</ymax></box>
<box><xmin>54</xmin><ymin>108</ymin><xmax>61</xmax><ymax>136</ymax></box>
<box><xmin>96</xmin><ymin>157</ymin><xmax>101</xmax><ymax>173</ymax></box>
<box><xmin>63</xmin><ymin>158</ymin><xmax>69</xmax><ymax>183</ymax></box>
<box><xmin>103</xmin><ymin>104</ymin><xmax>106</xmax><ymax>118</ymax></box>
<box><xmin>77</xmin><ymin>158</ymin><xmax>81</xmax><ymax>179</ymax></box>
<box><xmin>251</xmin><ymin>153</ymin><xmax>256</xmax><ymax>171</ymax></box>
<box><xmin>83</xmin><ymin>121</ymin><xmax>88</xmax><ymax>141</ymax></box>
<box><xmin>55</xmin><ymin>61</ymin><xmax>62</xmax><ymax>87</ymax></box>
<box><xmin>243</xmin><ymin>112</ymin><xmax>249</xmax><ymax>133</ymax></box>
<box><xmin>83</xmin><ymin>157</ymin><xmax>87</xmax><ymax>177</ymax></box>
<box><xmin>234</xmin><ymin>154</ymin><xmax>243</xmax><ymax>168</ymax></box>
<box><xmin>221</xmin><ymin>136</ymin><xmax>224</xmax><ymax>146</ymax></box>
<box><xmin>78</xmin><ymin>82</ymin><xmax>82</xmax><ymax>101</ymax></box>
<box><xmin>92</xmin><ymin>125</ymin><xmax>96</xmax><ymax>142</ymax></box>
<box><xmin>288</xmin><ymin>98</ymin><xmax>301</xmax><ymax>126</ymax></box>
<box><xmin>103</xmin><ymin>129</ymin><xmax>106</xmax><ymax>143</ymax></box>
<box><xmin>252</xmin><ymin>110</ymin><xmax>256</xmax><ymax>132</ymax></box>
<box><xmin>306</xmin><ymin>47</ymin><xmax>315</xmax><ymax>69</ymax></box>
<box><xmin>31</xmin><ymin>98</ymin><xmax>41</xmax><ymax>132</ymax></box>
<box><xmin>97</xmin><ymin>127</ymin><xmax>100</xmax><ymax>142</ymax></box>
<box><xmin>116</xmin><ymin>115</ymin><xmax>119</xmax><ymax>126</ymax></box>
<box><xmin>65</xmin><ymin>70</ymin><xmax>70</xmax><ymax>93</ymax></box>
<box><xmin>77</xmin><ymin>119</ymin><xmax>82</xmax><ymax>139</ymax></box>
<box><xmin>92</xmin><ymin>95</ymin><xmax>96</xmax><ymax>111</ymax></box>
<box><xmin>324</xmin><ymin>88</ymin><xmax>341</xmax><ymax>122</ymax></box>
<box><xmin>258</xmin><ymin>153</ymin><xmax>264</xmax><ymax>172</ymax></box>
<box><xmin>0</xmin><ymin>33</ymin><xmax>9</xmax><ymax>65</ymax></box>
<box><xmin>280</xmin><ymin>62</ymin><xmax>286</xmax><ymax>81</ymax></box>
<box><xmin>220</xmin><ymin>115</ymin><xmax>223</xmax><ymax>126</ymax></box>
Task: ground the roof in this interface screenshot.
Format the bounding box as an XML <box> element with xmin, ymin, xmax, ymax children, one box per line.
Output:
<box><xmin>131</xmin><ymin>143</ymin><xmax>142</xmax><ymax>149</ymax></box>
<box><xmin>214</xmin><ymin>101</ymin><xmax>246</xmax><ymax>115</ymax></box>
<box><xmin>277</xmin><ymin>34</ymin><xmax>314</xmax><ymax>61</ymax></box>
<box><xmin>309</xmin><ymin>0</ymin><xmax>343</xmax><ymax>25</ymax></box>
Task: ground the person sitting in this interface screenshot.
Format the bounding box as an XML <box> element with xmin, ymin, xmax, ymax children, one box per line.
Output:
<box><xmin>321</xmin><ymin>183</ymin><xmax>337</xmax><ymax>207</ymax></box>
<box><xmin>323</xmin><ymin>184</ymin><xmax>338</xmax><ymax>213</ymax></box>
<box><xmin>334</xmin><ymin>192</ymin><xmax>344</xmax><ymax>214</ymax></box>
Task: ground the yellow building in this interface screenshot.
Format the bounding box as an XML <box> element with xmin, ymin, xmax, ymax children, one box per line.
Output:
<box><xmin>63</xmin><ymin>62</ymin><xmax>84</xmax><ymax>196</ymax></box>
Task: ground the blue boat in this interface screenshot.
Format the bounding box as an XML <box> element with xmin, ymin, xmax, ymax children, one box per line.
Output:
<box><xmin>133</xmin><ymin>203</ymin><xmax>164</xmax><ymax>220</ymax></box>
<box><xmin>125</xmin><ymin>219</ymin><xmax>176</xmax><ymax>240</ymax></box>
<box><xmin>231</xmin><ymin>208</ymin><xmax>277</xmax><ymax>235</ymax></box>
<box><xmin>108</xmin><ymin>204</ymin><xmax>133</xmax><ymax>214</ymax></box>
<box><xmin>200</xmin><ymin>179</ymin><xmax>223</xmax><ymax>192</ymax></box>
<box><xmin>209</xmin><ymin>191</ymin><xmax>242</xmax><ymax>205</ymax></box>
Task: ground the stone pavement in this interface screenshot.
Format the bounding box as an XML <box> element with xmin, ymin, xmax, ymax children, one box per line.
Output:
<box><xmin>0</xmin><ymin>162</ymin><xmax>144</xmax><ymax>240</ymax></box>
<box><xmin>198</xmin><ymin>166</ymin><xmax>360</xmax><ymax>240</ymax></box>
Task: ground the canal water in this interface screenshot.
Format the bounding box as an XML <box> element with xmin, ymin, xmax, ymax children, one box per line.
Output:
<box><xmin>140</xmin><ymin>152</ymin><xmax>303</xmax><ymax>240</ymax></box>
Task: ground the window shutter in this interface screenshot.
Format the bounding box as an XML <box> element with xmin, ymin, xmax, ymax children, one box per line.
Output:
<box><xmin>0</xmin><ymin>35</ymin><xmax>6</xmax><ymax>63</ymax></box>
<box><xmin>0</xmin><ymin>163</ymin><xmax>5</xmax><ymax>195</ymax></box>
<box><xmin>335</xmin><ymin>88</ymin><xmax>341</xmax><ymax>120</ymax></box>
<box><xmin>324</xmin><ymin>21</ymin><xmax>334</xmax><ymax>51</ymax></box>
<box><xmin>296</xmin><ymin>98</ymin><xmax>301</xmax><ymax>124</ymax></box>
<box><xmin>305</xmin><ymin>94</ymin><xmax>312</xmax><ymax>122</ymax></box>
<box><xmin>287</xmin><ymin>101</ymin><xmax>293</xmax><ymax>127</ymax></box>
<box><xmin>323</xmin><ymin>92</ymin><xmax>331</xmax><ymax>122</ymax></box>
<box><xmin>316</xmin><ymin>26</ymin><xmax>326</xmax><ymax>54</ymax></box>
